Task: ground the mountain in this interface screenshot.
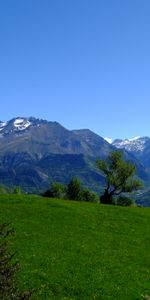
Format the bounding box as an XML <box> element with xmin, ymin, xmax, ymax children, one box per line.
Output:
<box><xmin>0</xmin><ymin>117</ymin><xmax>114</xmax><ymax>192</ymax></box>
<box><xmin>112</xmin><ymin>137</ymin><xmax>150</xmax><ymax>167</ymax></box>
<box><xmin>0</xmin><ymin>117</ymin><xmax>149</xmax><ymax>194</ymax></box>
<box><xmin>0</xmin><ymin>117</ymin><xmax>115</xmax><ymax>158</ymax></box>
<box><xmin>112</xmin><ymin>136</ymin><xmax>149</xmax><ymax>153</ymax></box>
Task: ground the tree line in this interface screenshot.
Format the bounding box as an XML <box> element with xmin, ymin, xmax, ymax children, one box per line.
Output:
<box><xmin>43</xmin><ymin>177</ymin><xmax>98</xmax><ymax>203</ymax></box>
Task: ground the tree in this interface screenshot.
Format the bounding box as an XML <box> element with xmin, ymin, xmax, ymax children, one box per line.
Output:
<box><xmin>96</xmin><ymin>151</ymin><xmax>143</xmax><ymax>205</ymax></box>
<box><xmin>67</xmin><ymin>177</ymin><xmax>81</xmax><ymax>200</ymax></box>
<box><xmin>0</xmin><ymin>223</ymin><xmax>32</xmax><ymax>300</ymax></box>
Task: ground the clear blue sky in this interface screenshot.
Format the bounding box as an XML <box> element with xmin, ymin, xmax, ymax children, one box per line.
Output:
<box><xmin>0</xmin><ymin>0</ymin><xmax>150</xmax><ymax>139</ymax></box>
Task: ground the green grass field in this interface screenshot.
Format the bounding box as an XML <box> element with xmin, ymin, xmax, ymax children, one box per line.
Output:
<box><xmin>0</xmin><ymin>194</ymin><xmax>150</xmax><ymax>300</ymax></box>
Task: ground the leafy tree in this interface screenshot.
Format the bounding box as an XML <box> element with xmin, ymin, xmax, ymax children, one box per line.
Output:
<box><xmin>96</xmin><ymin>151</ymin><xmax>143</xmax><ymax>205</ymax></box>
<box><xmin>0</xmin><ymin>223</ymin><xmax>32</xmax><ymax>300</ymax></box>
<box><xmin>67</xmin><ymin>177</ymin><xmax>81</xmax><ymax>200</ymax></box>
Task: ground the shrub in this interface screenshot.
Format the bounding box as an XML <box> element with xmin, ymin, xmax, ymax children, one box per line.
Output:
<box><xmin>80</xmin><ymin>188</ymin><xmax>98</xmax><ymax>202</ymax></box>
<box><xmin>50</xmin><ymin>182</ymin><xmax>66</xmax><ymax>198</ymax></box>
<box><xmin>42</xmin><ymin>189</ymin><xmax>53</xmax><ymax>198</ymax></box>
<box><xmin>43</xmin><ymin>182</ymin><xmax>66</xmax><ymax>199</ymax></box>
<box><xmin>116</xmin><ymin>196</ymin><xmax>134</xmax><ymax>207</ymax></box>
<box><xmin>13</xmin><ymin>187</ymin><xmax>21</xmax><ymax>195</ymax></box>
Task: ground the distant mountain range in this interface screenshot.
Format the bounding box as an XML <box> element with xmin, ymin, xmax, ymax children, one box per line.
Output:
<box><xmin>0</xmin><ymin>117</ymin><xmax>150</xmax><ymax>203</ymax></box>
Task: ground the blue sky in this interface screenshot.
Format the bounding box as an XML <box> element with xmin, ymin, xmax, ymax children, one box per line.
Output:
<box><xmin>0</xmin><ymin>0</ymin><xmax>150</xmax><ymax>140</ymax></box>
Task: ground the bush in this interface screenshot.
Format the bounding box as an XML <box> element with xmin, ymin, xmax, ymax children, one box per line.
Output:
<box><xmin>80</xmin><ymin>188</ymin><xmax>98</xmax><ymax>202</ymax></box>
<box><xmin>115</xmin><ymin>196</ymin><xmax>134</xmax><ymax>207</ymax></box>
<box><xmin>50</xmin><ymin>182</ymin><xmax>66</xmax><ymax>198</ymax></box>
<box><xmin>43</xmin><ymin>182</ymin><xmax>66</xmax><ymax>199</ymax></box>
<box><xmin>13</xmin><ymin>187</ymin><xmax>21</xmax><ymax>195</ymax></box>
<box><xmin>42</xmin><ymin>189</ymin><xmax>53</xmax><ymax>198</ymax></box>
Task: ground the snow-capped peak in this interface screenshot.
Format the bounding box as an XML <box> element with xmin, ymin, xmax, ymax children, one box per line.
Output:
<box><xmin>13</xmin><ymin>118</ymin><xmax>31</xmax><ymax>131</ymax></box>
<box><xmin>128</xmin><ymin>136</ymin><xmax>141</xmax><ymax>141</ymax></box>
<box><xmin>0</xmin><ymin>117</ymin><xmax>49</xmax><ymax>137</ymax></box>
<box><xmin>104</xmin><ymin>137</ymin><xmax>113</xmax><ymax>144</ymax></box>
<box><xmin>113</xmin><ymin>136</ymin><xmax>149</xmax><ymax>152</ymax></box>
<box><xmin>14</xmin><ymin>118</ymin><xmax>25</xmax><ymax>125</ymax></box>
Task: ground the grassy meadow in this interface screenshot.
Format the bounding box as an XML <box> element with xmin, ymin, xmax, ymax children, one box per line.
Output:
<box><xmin>0</xmin><ymin>194</ymin><xmax>150</xmax><ymax>299</ymax></box>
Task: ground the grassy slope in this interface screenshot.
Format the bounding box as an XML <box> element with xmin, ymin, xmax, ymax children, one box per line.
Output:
<box><xmin>0</xmin><ymin>194</ymin><xmax>150</xmax><ymax>300</ymax></box>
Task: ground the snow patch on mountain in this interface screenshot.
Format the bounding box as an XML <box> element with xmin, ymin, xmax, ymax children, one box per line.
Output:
<box><xmin>0</xmin><ymin>122</ymin><xmax>7</xmax><ymax>131</ymax></box>
<box><xmin>104</xmin><ymin>137</ymin><xmax>113</xmax><ymax>144</ymax></box>
<box><xmin>113</xmin><ymin>137</ymin><xmax>149</xmax><ymax>152</ymax></box>
<box><xmin>0</xmin><ymin>122</ymin><xmax>7</xmax><ymax>127</ymax></box>
<box><xmin>0</xmin><ymin>117</ymin><xmax>49</xmax><ymax>136</ymax></box>
<box><xmin>14</xmin><ymin>118</ymin><xmax>31</xmax><ymax>131</ymax></box>
<box><xmin>14</xmin><ymin>118</ymin><xmax>25</xmax><ymax>125</ymax></box>
<box><xmin>128</xmin><ymin>136</ymin><xmax>140</xmax><ymax>141</ymax></box>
